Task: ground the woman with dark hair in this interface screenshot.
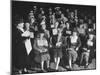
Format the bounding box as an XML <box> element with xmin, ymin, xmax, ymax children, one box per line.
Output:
<box><xmin>80</xmin><ymin>33</ymin><xmax>95</xmax><ymax>68</ymax></box>
<box><xmin>67</xmin><ymin>31</ymin><xmax>81</xmax><ymax>70</ymax></box>
<box><xmin>33</xmin><ymin>31</ymin><xmax>50</xmax><ymax>71</ymax></box>
<box><xmin>62</xmin><ymin>21</ymin><xmax>72</xmax><ymax>48</ymax></box>
<box><xmin>50</xmin><ymin>27</ymin><xmax>63</xmax><ymax>70</ymax></box>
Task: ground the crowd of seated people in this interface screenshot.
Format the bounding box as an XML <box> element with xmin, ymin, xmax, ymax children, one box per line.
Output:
<box><xmin>12</xmin><ymin>6</ymin><xmax>96</xmax><ymax>74</ymax></box>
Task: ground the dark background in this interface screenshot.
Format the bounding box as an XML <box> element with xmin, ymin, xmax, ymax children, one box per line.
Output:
<box><xmin>12</xmin><ymin>1</ymin><xmax>96</xmax><ymax>24</ymax></box>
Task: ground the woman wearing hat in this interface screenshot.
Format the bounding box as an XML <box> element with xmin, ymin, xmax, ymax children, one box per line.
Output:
<box><xmin>15</xmin><ymin>21</ymin><xmax>34</xmax><ymax>73</ymax></box>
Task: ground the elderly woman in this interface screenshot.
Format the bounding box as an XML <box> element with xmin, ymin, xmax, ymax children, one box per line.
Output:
<box><xmin>15</xmin><ymin>21</ymin><xmax>26</xmax><ymax>73</ymax></box>
<box><xmin>15</xmin><ymin>22</ymin><xmax>34</xmax><ymax>73</ymax></box>
<box><xmin>33</xmin><ymin>31</ymin><xmax>50</xmax><ymax>71</ymax></box>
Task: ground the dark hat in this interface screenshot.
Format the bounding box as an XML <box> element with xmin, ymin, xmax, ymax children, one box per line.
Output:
<box><xmin>16</xmin><ymin>18</ymin><xmax>24</xmax><ymax>25</ymax></box>
<box><xmin>38</xmin><ymin>29</ymin><xmax>45</xmax><ymax>34</ymax></box>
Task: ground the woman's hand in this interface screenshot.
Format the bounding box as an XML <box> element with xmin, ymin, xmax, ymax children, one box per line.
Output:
<box><xmin>56</xmin><ymin>42</ymin><xmax>62</xmax><ymax>47</ymax></box>
<box><xmin>22</xmin><ymin>31</ymin><xmax>30</xmax><ymax>37</ymax></box>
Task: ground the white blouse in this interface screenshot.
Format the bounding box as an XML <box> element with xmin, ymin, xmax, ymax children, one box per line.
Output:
<box><xmin>70</xmin><ymin>36</ymin><xmax>78</xmax><ymax>44</ymax></box>
<box><xmin>37</xmin><ymin>39</ymin><xmax>48</xmax><ymax>47</ymax></box>
<box><xmin>87</xmin><ymin>40</ymin><xmax>93</xmax><ymax>46</ymax></box>
<box><xmin>52</xmin><ymin>29</ymin><xmax>58</xmax><ymax>35</ymax></box>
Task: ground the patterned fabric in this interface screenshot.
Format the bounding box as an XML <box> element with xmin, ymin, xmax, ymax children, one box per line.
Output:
<box><xmin>67</xmin><ymin>49</ymin><xmax>78</xmax><ymax>62</ymax></box>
